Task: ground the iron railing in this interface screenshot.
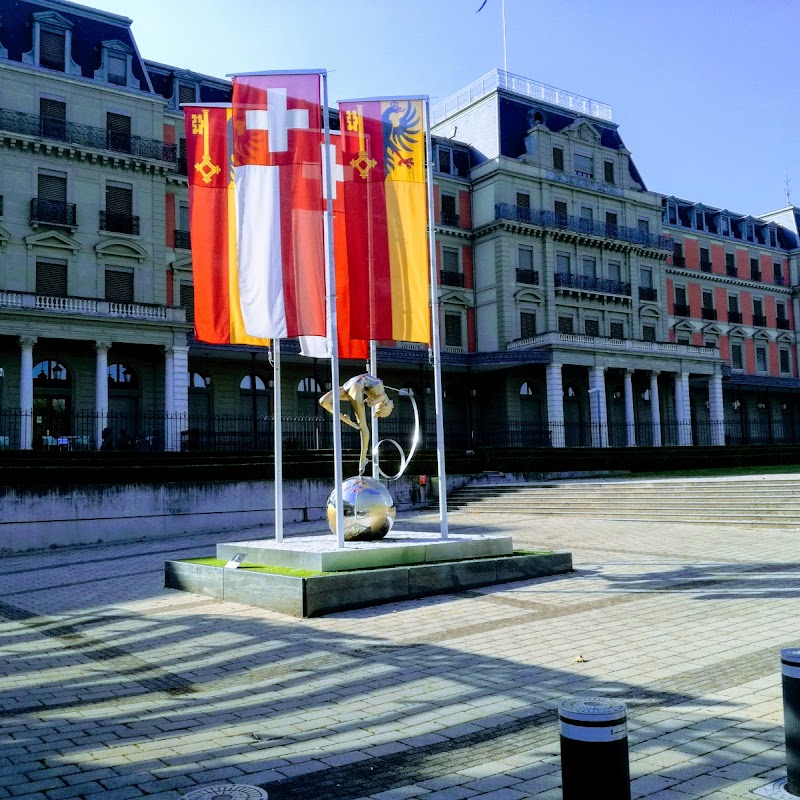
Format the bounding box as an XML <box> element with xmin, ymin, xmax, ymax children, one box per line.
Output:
<box><xmin>701</xmin><ymin>308</ymin><xmax>717</xmax><ymax>321</ymax></box>
<box><xmin>174</xmin><ymin>229</ymin><xmax>191</xmax><ymax>249</ymax></box>
<box><xmin>440</xmin><ymin>271</ymin><xmax>465</xmax><ymax>287</ymax></box>
<box><xmin>495</xmin><ymin>203</ymin><xmax>674</xmax><ymax>252</ymax></box>
<box><xmin>673</xmin><ymin>256</ymin><xmax>686</xmax><ymax>267</ymax></box>
<box><xmin>728</xmin><ymin>311</ymin><xmax>743</xmax><ymax>323</ymax></box>
<box><xmin>639</xmin><ymin>287</ymin><xmax>657</xmax><ymax>301</ymax></box>
<box><xmin>752</xmin><ymin>314</ymin><xmax>767</xmax><ymax>327</ymax></box>
<box><xmin>673</xmin><ymin>303</ymin><xmax>690</xmax><ymax>317</ymax></box>
<box><xmin>440</xmin><ymin>211</ymin><xmax>460</xmax><ymax>227</ymax></box>
<box><xmin>555</xmin><ymin>272</ymin><xmax>631</xmax><ymax>296</ymax></box>
<box><xmin>516</xmin><ymin>268</ymin><xmax>539</xmax><ymax>285</ymax></box>
<box><xmin>777</xmin><ymin>318</ymin><xmax>791</xmax><ymax>330</ymax></box>
<box><xmin>700</xmin><ymin>260</ymin><xmax>713</xmax><ymax>272</ymax></box>
<box><xmin>100</xmin><ymin>211</ymin><xmax>140</xmax><ymax>236</ymax></box>
<box><xmin>750</xmin><ymin>270</ymin><xmax>762</xmax><ymax>282</ymax></box>
<box><xmin>726</xmin><ymin>264</ymin><xmax>737</xmax><ymax>277</ymax></box>
<box><xmin>0</xmin><ymin>108</ymin><xmax>176</xmax><ymax>162</ymax></box>
<box><xmin>774</xmin><ymin>274</ymin><xmax>786</xmax><ymax>286</ymax></box>
<box><xmin>30</xmin><ymin>198</ymin><xmax>77</xmax><ymax>227</ymax></box>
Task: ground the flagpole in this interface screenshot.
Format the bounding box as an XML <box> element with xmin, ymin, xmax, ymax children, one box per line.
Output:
<box><xmin>322</xmin><ymin>71</ymin><xmax>346</xmax><ymax>549</ymax></box>
<box><xmin>369</xmin><ymin>340</ymin><xmax>379</xmax><ymax>480</ymax></box>
<box><xmin>272</xmin><ymin>339</ymin><xmax>283</xmax><ymax>543</ymax></box>
<box><xmin>423</xmin><ymin>98</ymin><xmax>449</xmax><ymax>540</ymax></box>
<box><xmin>501</xmin><ymin>0</ymin><xmax>508</xmax><ymax>74</ymax></box>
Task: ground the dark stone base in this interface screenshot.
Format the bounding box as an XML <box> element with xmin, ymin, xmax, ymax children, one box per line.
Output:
<box><xmin>164</xmin><ymin>551</ymin><xmax>573</xmax><ymax>618</ymax></box>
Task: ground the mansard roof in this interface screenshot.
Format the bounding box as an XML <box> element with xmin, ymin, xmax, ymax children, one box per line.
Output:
<box><xmin>145</xmin><ymin>59</ymin><xmax>232</xmax><ymax>105</ymax></box>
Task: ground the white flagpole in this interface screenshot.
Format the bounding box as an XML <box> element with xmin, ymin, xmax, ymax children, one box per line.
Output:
<box><xmin>370</xmin><ymin>340</ymin><xmax>379</xmax><ymax>479</ymax></box>
<box><xmin>322</xmin><ymin>71</ymin><xmax>346</xmax><ymax>549</ymax></box>
<box><xmin>502</xmin><ymin>0</ymin><xmax>508</xmax><ymax>74</ymax></box>
<box><xmin>272</xmin><ymin>339</ymin><xmax>283</xmax><ymax>542</ymax></box>
<box><xmin>423</xmin><ymin>98</ymin><xmax>449</xmax><ymax>540</ymax></box>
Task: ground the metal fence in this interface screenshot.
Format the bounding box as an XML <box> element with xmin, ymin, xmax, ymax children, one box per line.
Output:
<box><xmin>1</xmin><ymin>409</ymin><xmax>799</xmax><ymax>453</ymax></box>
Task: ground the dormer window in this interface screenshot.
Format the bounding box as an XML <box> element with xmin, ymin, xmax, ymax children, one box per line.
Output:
<box><xmin>24</xmin><ymin>12</ymin><xmax>80</xmax><ymax>76</ymax></box>
<box><xmin>769</xmin><ymin>227</ymin><xmax>778</xmax><ymax>248</ymax></box>
<box><xmin>437</xmin><ymin>145</ymin><xmax>453</xmax><ymax>175</ymax></box>
<box><xmin>178</xmin><ymin>82</ymin><xmax>196</xmax><ymax>105</ymax></box>
<box><xmin>745</xmin><ymin>221</ymin><xmax>755</xmax><ymax>242</ymax></box>
<box><xmin>94</xmin><ymin>41</ymin><xmax>139</xmax><ymax>90</ymax></box>
<box><xmin>108</xmin><ymin>54</ymin><xmax>127</xmax><ymax>86</ymax></box>
<box><xmin>40</xmin><ymin>29</ymin><xmax>65</xmax><ymax>71</ymax></box>
<box><xmin>694</xmin><ymin>209</ymin><xmax>705</xmax><ymax>231</ymax></box>
<box><xmin>665</xmin><ymin>202</ymin><xmax>677</xmax><ymax>225</ymax></box>
<box><xmin>720</xmin><ymin>216</ymin><xmax>730</xmax><ymax>236</ymax></box>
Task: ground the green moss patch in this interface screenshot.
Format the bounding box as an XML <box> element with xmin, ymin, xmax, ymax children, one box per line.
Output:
<box><xmin>180</xmin><ymin>558</ymin><xmax>323</xmax><ymax>578</ymax></box>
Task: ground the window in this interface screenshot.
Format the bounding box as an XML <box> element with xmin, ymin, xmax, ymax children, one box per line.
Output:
<box><xmin>552</xmin><ymin>147</ymin><xmax>564</xmax><ymax>172</ymax></box>
<box><xmin>36</xmin><ymin>259</ymin><xmax>67</xmax><ymax>297</ymax></box>
<box><xmin>725</xmin><ymin>253</ymin><xmax>735</xmax><ymax>275</ymax></box>
<box><xmin>756</xmin><ymin>345</ymin><xmax>768</xmax><ymax>373</ymax></box>
<box><xmin>444</xmin><ymin>313</ymin><xmax>462</xmax><ymax>348</ymax></box>
<box><xmin>720</xmin><ymin>216</ymin><xmax>730</xmax><ymax>236</ymax></box>
<box><xmin>753</xmin><ymin>297</ymin><xmax>763</xmax><ymax>317</ymax></box>
<box><xmin>558</xmin><ymin>315</ymin><xmax>574</xmax><ymax>334</ymax></box>
<box><xmin>441</xmin><ymin>193</ymin><xmax>457</xmax><ymax>225</ymax></box>
<box><xmin>40</xmin><ymin>29</ymin><xmax>66</xmax><ymax>71</ymax></box>
<box><xmin>780</xmin><ymin>349</ymin><xmax>791</xmax><ymax>374</ymax></box>
<box><xmin>728</xmin><ymin>294</ymin><xmax>739</xmax><ymax>313</ymax></box>
<box><xmin>731</xmin><ymin>343</ymin><xmax>744</xmax><ymax>370</ymax></box>
<box><xmin>770</xmin><ymin>228</ymin><xmax>778</xmax><ymax>247</ymax></box>
<box><xmin>605</xmin><ymin>211</ymin><xmax>618</xmax><ymax>234</ymax></box>
<box><xmin>674</xmin><ymin>285</ymin><xmax>687</xmax><ymax>306</ymax></box>
<box><xmin>750</xmin><ymin>257</ymin><xmax>761</xmax><ymax>280</ymax></box>
<box><xmin>638</xmin><ymin>219</ymin><xmax>650</xmax><ymax>234</ymax></box>
<box><xmin>642</xmin><ymin>324</ymin><xmax>656</xmax><ymax>342</ymax></box>
<box><xmin>639</xmin><ymin>266</ymin><xmax>653</xmax><ymax>288</ymax></box>
<box><xmin>36</xmin><ymin>171</ymin><xmax>68</xmax><ymax>226</ymax></box>
<box><xmin>666</xmin><ymin>202</ymin><xmax>677</xmax><ymax>225</ymax></box>
<box><xmin>179</xmin><ymin>203</ymin><xmax>190</xmax><ymax>232</ymax></box>
<box><xmin>178</xmin><ymin>137</ymin><xmax>187</xmax><ymax>173</ymax></box>
<box><xmin>604</xmin><ymin>160</ymin><xmax>615</xmax><ymax>184</ymax></box>
<box><xmin>554</xmin><ymin>200</ymin><xmax>568</xmax><ymax>225</ymax></box>
<box><xmin>180</xmin><ymin>281</ymin><xmax>194</xmax><ymax>323</ymax></box>
<box><xmin>574</xmin><ymin>153</ymin><xmax>593</xmax><ymax>177</ymax></box>
<box><xmin>40</xmin><ymin>98</ymin><xmax>66</xmax><ymax>140</ymax></box>
<box><xmin>777</xmin><ymin>301</ymin><xmax>787</xmax><ymax>321</ymax></box>
<box><xmin>516</xmin><ymin>192</ymin><xmax>530</xmax><ymax>209</ymax></box>
<box><xmin>240</xmin><ymin>375</ymin><xmax>268</xmax><ymax>391</ymax></box>
<box><xmin>108</xmin><ymin>363</ymin><xmax>137</xmax><ymax>387</ymax></box>
<box><xmin>584</xmin><ymin>318</ymin><xmax>600</xmax><ymax>337</ymax></box>
<box><xmin>673</xmin><ymin>242</ymin><xmax>684</xmax><ymax>266</ymax></box>
<box><xmin>520</xmin><ymin>311</ymin><xmax>536</xmax><ymax>339</ymax></box>
<box><xmin>437</xmin><ymin>145</ymin><xmax>452</xmax><ymax>174</ymax></box>
<box><xmin>297</xmin><ymin>377</ymin><xmax>323</xmax><ymax>394</ymax></box>
<box><xmin>105</xmin><ymin>268</ymin><xmax>134</xmax><ymax>303</ymax></box>
<box><xmin>104</xmin><ymin>183</ymin><xmax>134</xmax><ymax>233</ymax></box>
<box><xmin>677</xmin><ymin>336</ymin><xmax>691</xmax><ymax>346</ymax></box>
<box><xmin>556</xmin><ymin>252</ymin><xmax>570</xmax><ymax>274</ymax></box>
<box><xmin>702</xmin><ymin>290</ymin><xmax>713</xmax><ymax>309</ymax></box>
<box><xmin>695</xmin><ymin>210</ymin><xmax>705</xmax><ymax>231</ymax></box>
<box><xmin>178</xmin><ymin>82</ymin><xmax>196</xmax><ymax>105</ymax></box>
<box><xmin>582</xmin><ymin>256</ymin><xmax>597</xmax><ymax>279</ymax></box>
<box><xmin>608</xmin><ymin>260</ymin><xmax>622</xmax><ymax>283</ymax></box>
<box><xmin>774</xmin><ymin>262</ymin><xmax>783</xmax><ymax>283</ymax></box>
<box><xmin>107</xmin><ymin>54</ymin><xmax>127</xmax><ymax>86</ymax></box>
<box><xmin>442</xmin><ymin>246</ymin><xmax>459</xmax><ymax>273</ymax></box>
<box><xmin>700</xmin><ymin>247</ymin><xmax>711</xmax><ymax>271</ymax></box>
<box><xmin>745</xmin><ymin>221</ymin><xmax>755</xmax><ymax>242</ymax></box>
<box><xmin>610</xmin><ymin>321</ymin><xmax>624</xmax><ymax>340</ymax></box>
<box><xmin>580</xmin><ymin>206</ymin><xmax>593</xmax><ymax>221</ymax></box>
<box><xmin>106</xmin><ymin>112</ymin><xmax>131</xmax><ymax>153</ymax></box>
<box><xmin>705</xmin><ymin>339</ymin><xmax>718</xmax><ymax>350</ymax></box>
<box><xmin>518</xmin><ymin>247</ymin><xmax>533</xmax><ymax>270</ymax></box>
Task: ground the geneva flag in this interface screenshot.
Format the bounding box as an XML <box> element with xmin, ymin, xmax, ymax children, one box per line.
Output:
<box><xmin>232</xmin><ymin>73</ymin><xmax>327</xmax><ymax>340</ymax></box>
<box><xmin>184</xmin><ymin>104</ymin><xmax>268</xmax><ymax>346</ymax></box>
<box><xmin>339</xmin><ymin>98</ymin><xmax>431</xmax><ymax>344</ymax></box>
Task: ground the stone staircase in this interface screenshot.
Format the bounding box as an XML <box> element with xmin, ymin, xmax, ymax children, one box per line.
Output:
<box><xmin>447</xmin><ymin>475</ymin><xmax>800</xmax><ymax>528</ymax></box>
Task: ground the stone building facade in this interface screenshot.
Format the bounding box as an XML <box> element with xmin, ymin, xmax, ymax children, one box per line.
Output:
<box><xmin>0</xmin><ymin>1</ymin><xmax>798</xmax><ymax>452</ymax></box>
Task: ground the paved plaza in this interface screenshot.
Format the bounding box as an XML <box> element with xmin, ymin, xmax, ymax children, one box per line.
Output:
<box><xmin>1</xmin><ymin>496</ymin><xmax>799</xmax><ymax>799</ymax></box>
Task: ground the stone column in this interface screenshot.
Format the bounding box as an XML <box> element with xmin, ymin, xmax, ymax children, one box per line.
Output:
<box><xmin>674</xmin><ymin>370</ymin><xmax>693</xmax><ymax>446</ymax></box>
<box><xmin>709</xmin><ymin>365</ymin><xmax>725</xmax><ymax>446</ymax></box>
<box><xmin>546</xmin><ymin>362</ymin><xmax>565</xmax><ymax>447</ymax></box>
<box><xmin>19</xmin><ymin>337</ymin><xmax>36</xmax><ymax>450</ymax></box>
<box><xmin>650</xmin><ymin>371</ymin><xmax>662</xmax><ymax>447</ymax></box>
<box><xmin>164</xmin><ymin>345</ymin><xmax>189</xmax><ymax>451</ymax></box>
<box><xmin>94</xmin><ymin>341</ymin><xmax>110</xmax><ymax>450</ymax></box>
<box><xmin>624</xmin><ymin>368</ymin><xmax>636</xmax><ymax>447</ymax></box>
<box><xmin>589</xmin><ymin>366</ymin><xmax>609</xmax><ymax>448</ymax></box>
<box><xmin>164</xmin><ymin>346</ymin><xmax>176</xmax><ymax>451</ymax></box>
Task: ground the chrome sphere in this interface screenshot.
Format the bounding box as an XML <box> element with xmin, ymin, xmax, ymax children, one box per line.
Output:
<box><xmin>327</xmin><ymin>476</ymin><xmax>396</xmax><ymax>541</ymax></box>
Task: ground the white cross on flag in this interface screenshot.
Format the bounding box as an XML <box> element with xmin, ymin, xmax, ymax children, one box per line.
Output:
<box><xmin>232</xmin><ymin>72</ymin><xmax>326</xmax><ymax>339</ymax></box>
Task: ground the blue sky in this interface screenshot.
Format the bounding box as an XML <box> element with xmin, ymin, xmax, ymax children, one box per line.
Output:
<box><xmin>104</xmin><ymin>0</ymin><xmax>799</xmax><ymax>217</ymax></box>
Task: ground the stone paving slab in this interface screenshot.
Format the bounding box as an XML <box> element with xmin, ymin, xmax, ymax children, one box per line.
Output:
<box><xmin>0</xmin><ymin>505</ymin><xmax>798</xmax><ymax>798</ymax></box>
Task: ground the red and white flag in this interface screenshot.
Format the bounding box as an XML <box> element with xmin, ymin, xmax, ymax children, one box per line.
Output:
<box><xmin>231</xmin><ymin>72</ymin><xmax>326</xmax><ymax>339</ymax></box>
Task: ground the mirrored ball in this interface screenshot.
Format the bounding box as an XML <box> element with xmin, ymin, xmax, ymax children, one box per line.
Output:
<box><xmin>327</xmin><ymin>476</ymin><xmax>396</xmax><ymax>541</ymax></box>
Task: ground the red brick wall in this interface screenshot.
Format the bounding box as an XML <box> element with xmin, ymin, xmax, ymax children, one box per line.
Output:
<box><xmin>462</xmin><ymin>245</ymin><xmax>474</xmax><ymax>289</ymax></box>
<box><xmin>467</xmin><ymin>307</ymin><xmax>476</xmax><ymax>352</ymax></box>
<box><xmin>459</xmin><ymin>190</ymin><xmax>472</xmax><ymax>229</ymax></box>
<box><xmin>666</xmin><ymin>278</ymin><xmax>674</xmax><ymax>314</ymax></box>
<box><xmin>736</xmin><ymin>248</ymin><xmax>749</xmax><ymax>280</ymax></box>
<box><xmin>744</xmin><ymin>339</ymin><xmax>756</xmax><ymax>373</ymax></box>
<box><xmin>768</xmin><ymin>341</ymin><xmax>779</xmax><ymax>376</ymax></box>
<box><xmin>714</xmin><ymin>286</ymin><xmax>728</xmax><ymax>321</ymax></box>
<box><xmin>740</xmin><ymin>290</ymin><xmax>752</xmax><ymax>325</ymax></box>
<box><xmin>688</xmin><ymin>282</ymin><xmax>701</xmax><ymax>318</ymax></box>
<box><xmin>710</xmin><ymin>242</ymin><xmax>725</xmax><ymax>275</ymax></box>
<box><xmin>683</xmin><ymin>238</ymin><xmax>700</xmax><ymax>269</ymax></box>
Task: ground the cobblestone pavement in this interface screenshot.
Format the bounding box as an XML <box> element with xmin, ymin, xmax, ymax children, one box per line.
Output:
<box><xmin>1</xmin><ymin>498</ymin><xmax>799</xmax><ymax>800</ymax></box>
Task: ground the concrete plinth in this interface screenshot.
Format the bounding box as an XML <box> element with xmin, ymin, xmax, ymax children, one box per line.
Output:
<box><xmin>216</xmin><ymin>530</ymin><xmax>514</xmax><ymax>573</ymax></box>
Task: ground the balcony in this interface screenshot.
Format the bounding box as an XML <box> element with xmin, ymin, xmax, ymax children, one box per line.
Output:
<box><xmin>701</xmin><ymin>307</ymin><xmax>717</xmax><ymax>321</ymax></box>
<box><xmin>700</xmin><ymin>260</ymin><xmax>712</xmax><ymax>273</ymax></box>
<box><xmin>778</xmin><ymin>318</ymin><xmax>791</xmax><ymax>330</ymax></box>
<box><xmin>726</xmin><ymin>265</ymin><xmax>737</xmax><ymax>277</ymax></box>
<box><xmin>440</xmin><ymin>271</ymin><xmax>465</xmax><ymax>288</ymax></box>
<box><xmin>174</xmin><ymin>229</ymin><xmax>191</xmax><ymax>250</ymax></box>
<box><xmin>30</xmin><ymin>198</ymin><xmax>77</xmax><ymax>228</ymax></box>
<box><xmin>774</xmin><ymin>274</ymin><xmax>785</xmax><ymax>286</ymax></box>
<box><xmin>752</xmin><ymin>314</ymin><xmax>767</xmax><ymax>327</ymax></box>
<box><xmin>555</xmin><ymin>272</ymin><xmax>631</xmax><ymax>296</ymax></box>
<box><xmin>100</xmin><ymin>211</ymin><xmax>140</xmax><ymax>236</ymax></box>
<box><xmin>728</xmin><ymin>311</ymin><xmax>743</xmax><ymax>323</ymax></box>
<box><xmin>672</xmin><ymin>255</ymin><xmax>686</xmax><ymax>267</ymax></box>
<box><xmin>673</xmin><ymin>303</ymin><xmax>690</xmax><ymax>317</ymax></box>
<box><xmin>639</xmin><ymin>287</ymin><xmax>658</xmax><ymax>302</ymax></box>
<box><xmin>0</xmin><ymin>108</ymin><xmax>177</xmax><ymax>163</ymax></box>
<box><xmin>750</xmin><ymin>270</ymin><xmax>762</xmax><ymax>282</ymax></box>
<box><xmin>495</xmin><ymin>204</ymin><xmax>674</xmax><ymax>252</ymax></box>
<box><xmin>440</xmin><ymin>211</ymin><xmax>460</xmax><ymax>227</ymax></box>
<box><xmin>515</xmin><ymin>268</ymin><xmax>539</xmax><ymax>285</ymax></box>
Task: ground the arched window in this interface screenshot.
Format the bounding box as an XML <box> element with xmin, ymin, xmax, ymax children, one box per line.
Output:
<box><xmin>108</xmin><ymin>362</ymin><xmax>138</xmax><ymax>387</ymax></box>
<box><xmin>32</xmin><ymin>360</ymin><xmax>72</xmax><ymax>446</ymax></box>
<box><xmin>189</xmin><ymin>372</ymin><xmax>210</xmax><ymax>388</ymax></box>
<box><xmin>240</xmin><ymin>374</ymin><xmax>270</xmax><ymax>417</ymax></box>
<box><xmin>297</xmin><ymin>377</ymin><xmax>323</xmax><ymax>394</ymax></box>
<box><xmin>240</xmin><ymin>375</ymin><xmax>269</xmax><ymax>391</ymax></box>
<box><xmin>520</xmin><ymin>381</ymin><xmax>540</xmax><ymax>397</ymax></box>
<box><xmin>564</xmin><ymin>385</ymin><xmax>577</xmax><ymax>399</ymax></box>
<box><xmin>33</xmin><ymin>360</ymin><xmax>70</xmax><ymax>385</ymax></box>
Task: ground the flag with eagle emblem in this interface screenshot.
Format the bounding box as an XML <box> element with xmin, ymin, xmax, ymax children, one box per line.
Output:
<box><xmin>338</xmin><ymin>97</ymin><xmax>430</xmax><ymax>344</ymax></box>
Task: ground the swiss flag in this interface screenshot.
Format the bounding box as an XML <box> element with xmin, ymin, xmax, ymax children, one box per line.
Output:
<box><xmin>232</xmin><ymin>73</ymin><xmax>326</xmax><ymax>339</ymax></box>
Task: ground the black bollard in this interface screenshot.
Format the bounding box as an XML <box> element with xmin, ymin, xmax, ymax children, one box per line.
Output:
<box><xmin>560</xmin><ymin>697</ymin><xmax>630</xmax><ymax>800</ymax></box>
<box><xmin>783</xmin><ymin>648</ymin><xmax>800</xmax><ymax>796</ymax></box>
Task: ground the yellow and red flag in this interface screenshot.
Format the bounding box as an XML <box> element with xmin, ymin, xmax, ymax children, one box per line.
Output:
<box><xmin>184</xmin><ymin>104</ymin><xmax>268</xmax><ymax>346</ymax></box>
<box><xmin>338</xmin><ymin>98</ymin><xmax>431</xmax><ymax>344</ymax></box>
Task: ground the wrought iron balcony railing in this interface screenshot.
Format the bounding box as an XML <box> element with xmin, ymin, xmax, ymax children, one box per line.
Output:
<box><xmin>174</xmin><ymin>229</ymin><xmax>191</xmax><ymax>250</ymax></box>
<box><xmin>700</xmin><ymin>259</ymin><xmax>712</xmax><ymax>272</ymax></box>
<box><xmin>750</xmin><ymin>270</ymin><xmax>762</xmax><ymax>282</ymax></box>
<box><xmin>778</xmin><ymin>318</ymin><xmax>791</xmax><ymax>330</ymax></box>
<box><xmin>100</xmin><ymin>211</ymin><xmax>140</xmax><ymax>236</ymax></box>
<box><xmin>440</xmin><ymin>271</ymin><xmax>465</xmax><ymax>287</ymax></box>
<box><xmin>701</xmin><ymin>307</ymin><xmax>717</xmax><ymax>321</ymax></box>
<box><xmin>672</xmin><ymin>255</ymin><xmax>686</xmax><ymax>267</ymax></box>
<box><xmin>673</xmin><ymin>303</ymin><xmax>691</xmax><ymax>317</ymax></box>
<box><xmin>728</xmin><ymin>311</ymin><xmax>743</xmax><ymax>323</ymax></box>
<box><xmin>774</xmin><ymin>274</ymin><xmax>785</xmax><ymax>286</ymax></box>
<box><xmin>515</xmin><ymin>268</ymin><xmax>539</xmax><ymax>285</ymax></box>
<box><xmin>752</xmin><ymin>314</ymin><xmax>767</xmax><ymax>327</ymax></box>
<box><xmin>555</xmin><ymin>272</ymin><xmax>631</xmax><ymax>296</ymax></box>
<box><xmin>495</xmin><ymin>203</ymin><xmax>673</xmax><ymax>251</ymax></box>
<box><xmin>726</xmin><ymin>265</ymin><xmax>737</xmax><ymax>277</ymax></box>
<box><xmin>30</xmin><ymin>198</ymin><xmax>77</xmax><ymax>227</ymax></box>
<box><xmin>639</xmin><ymin>286</ymin><xmax>658</xmax><ymax>301</ymax></box>
<box><xmin>440</xmin><ymin>211</ymin><xmax>460</xmax><ymax>227</ymax></box>
<box><xmin>0</xmin><ymin>108</ymin><xmax>177</xmax><ymax>162</ymax></box>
